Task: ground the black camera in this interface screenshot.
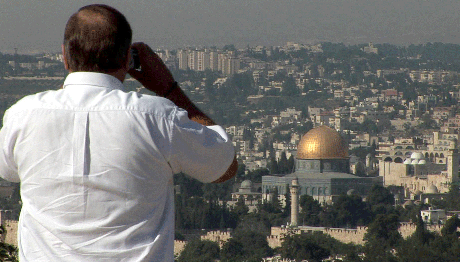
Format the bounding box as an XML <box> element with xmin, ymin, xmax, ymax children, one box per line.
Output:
<box><xmin>129</xmin><ymin>48</ymin><xmax>141</xmax><ymax>71</ymax></box>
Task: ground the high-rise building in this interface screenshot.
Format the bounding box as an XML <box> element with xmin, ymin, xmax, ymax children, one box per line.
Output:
<box><xmin>218</xmin><ymin>53</ymin><xmax>227</xmax><ymax>73</ymax></box>
<box><xmin>188</xmin><ymin>50</ymin><xmax>198</xmax><ymax>71</ymax></box>
<box><xmin>226</xmin><ymin>57</ymin><xmax>240</xmax><ymax>75</ymax></box>
<box><xmin>177</xmin><ymin>50</ymin><xmax>188</xmax><ymax>70</ymax></box>
<box><xmin>197</xmin><ymin>51</ymin><xmax>210</xmax><ymax>71</ymax></box>
<box><xmin>209</xmin><ymin>51</ymin><xmax>219</xmax><ymax>71</ymax></box>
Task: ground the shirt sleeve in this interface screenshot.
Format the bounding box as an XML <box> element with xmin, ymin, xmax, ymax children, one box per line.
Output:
<box><xmin>167</xmin><ymin>107</ymin><xmax>235</xmax><ymax>183</ymax></box>
<box><xmin>0</xmin><ymin>111</ymin><xmax>20</xmax><ymax>183</ymax></box>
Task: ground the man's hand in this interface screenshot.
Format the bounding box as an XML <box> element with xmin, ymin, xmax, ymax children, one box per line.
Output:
<box><xmin>128</xmin><ymin>43</ymin><xmax>236</xmax><ymax>184</ymax></box>
<box><xmin>128</xmin><ymin>42</ymin><xmax>175</xmax><ymax>96</ymax></box>
<box><xmin>128</xmin><ymin>42</ymin><xmax>216</xmax><ymax>126</ymax></box>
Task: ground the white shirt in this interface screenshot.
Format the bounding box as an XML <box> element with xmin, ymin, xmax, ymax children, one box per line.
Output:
<box><xmin>0</xmin><ymin>72</ymin><xmax>235</xmax><ymax>261</ymax></box>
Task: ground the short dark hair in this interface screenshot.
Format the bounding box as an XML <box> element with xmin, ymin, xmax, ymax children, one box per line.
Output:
<box><xmin>63</xmin><ymin>4</ymin><xmax>132</xmax><ymax>73</ymax></box>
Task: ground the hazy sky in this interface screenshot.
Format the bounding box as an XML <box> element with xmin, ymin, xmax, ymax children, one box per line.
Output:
<box><xmin>1</xmin><ymin>0</ymin><xmax>460</xmax><ymax>54</ymax></box>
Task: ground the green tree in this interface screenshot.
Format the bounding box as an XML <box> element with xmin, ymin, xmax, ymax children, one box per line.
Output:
<box><xmin>412</xmin><ymin>212</ymin><xmax>435</xmax><ymax>245</ymax></box>
<box><xmin>220</xmin><ymin>239</ymin><xmax>245</xmax><ymax>262</ymax></box>
<box><xmin>299</xmin><ymin>195</ymin><xmax>322</xmax><ymax>226</ymax></box>
<box><xmin>278</xmin><ymin>152</ymin><xmax>289</xmax><ymax>174</ymax></box>
<box><xmin>366</xmin><ymin>184</ymin><xmax>395</xmax><ymax>216</ymax></box>
<box><xmin>267</xmin><ymin>156</ymin><xmax>279</xmax><ymax>174</ymax></box>
<box><xmin>177</xmin><ymin>239</ymin><xmax>220</xmax><ymax>262</ymax></box>
<box><xmin>395</xmin><ymin>237</ymin><xmax>439</xmax><ymax>262</ymax></box>
<box><xmin>282</xmin><ymin>76</ymin><xmax>300</xmax><ymax>96</ymax></box>
<box><xmin>246</xmin><ymin>168</ymin><xmax>269</xmax><ymax>183</ymax></box>
<box><xmin>223</xmin><ymin>44</ymin><xmax>237</xmax><ymax>52</ymax></box>
<box><xmin>174</xmin><ymin>173</ymin><xmax>203</xmax><ymax>197</ymax></box>
<box><xmin>359</xmin><ymin>119</ymin><xmax>379</xmax><ymax>134</ymax></box>
<box><xmin>232</xmin><ymin>196</ymin><xmax>249</xmax><ymax>218</ymax></box>
<box><xmin>236</xmin><ymin>164</ymin><xmax>246</xmax><ymax>180</ymax></box>
<box><xmin>223</xmin><ymin>229</ymin><xmax>273</xmax><ymax>262</ymax></box>
<box><xmin>418</xmin><ymin>114</ymin><xmax>438</xmax><ymax>129</ymax></box>
<box><xmin>329</xmin><ymin>194</ymin><xmax>372</xmax><ymax>228</ymax></box>
<box><xmin>242</xmin><ymin>128</ymin><xmax>252</xmax><ymax>141</ymax></box>
<box><xmin>279</xmin><ymin>233</ymin><xmax>330</xmax><ymax>262</ymax></box>
<box><xmin>235</xmin><ymin>213</ymin><xmax>271</xmax><ymax>236</ymax></box>
<box><xmin>364</xmin><ymin>213</ymin><xmax>401</xmax><ymax>248</ymax></box>
<box><xmin>444</xmin><ymin>184</ymin><xmax>460</xmax><ymax>210</ymax></box>
<box><xmin>441</xmin><ymin>215</ymin><xmax>460</xmax><ymax>237</ymax></box>
<box><xmin>287</xmin><ymin>155</ymin><xmax>295</xmax><ymax>173</ymax></box>
<box><xmin>283</xmin><ymin>184</ymin><xmax>291</xmax><ymax>218</ymax></box>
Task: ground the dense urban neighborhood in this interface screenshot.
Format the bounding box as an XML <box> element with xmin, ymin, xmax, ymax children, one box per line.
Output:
<box><xmin>1</xmin><ymin>42</ymin><xmax>460</xmax><ymax>261</ymax></box>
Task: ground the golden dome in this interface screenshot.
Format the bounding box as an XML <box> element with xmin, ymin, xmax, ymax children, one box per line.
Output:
<box><xmin>297</xmin><ymin>126</ymin><xmax>348</xmax><ymax>159</ymax></box>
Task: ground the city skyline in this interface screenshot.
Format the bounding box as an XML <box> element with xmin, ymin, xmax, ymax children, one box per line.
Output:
<box><xmin>1</xmin><ymin>0</ymin><xmax>460</xmax><ymax>54</ymax></box>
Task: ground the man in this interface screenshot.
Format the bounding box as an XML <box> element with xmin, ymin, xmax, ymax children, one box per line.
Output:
<box><xmin>0</xmin><ymin>4</ymin><xmax>237</xmax><ymax>261</ymax></box>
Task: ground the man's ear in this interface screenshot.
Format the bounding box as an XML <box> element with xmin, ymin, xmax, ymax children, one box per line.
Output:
<box><xmin>61</xmin><ymin>44</ymin><xmax>70</xmax><ymax>71</ymax></box>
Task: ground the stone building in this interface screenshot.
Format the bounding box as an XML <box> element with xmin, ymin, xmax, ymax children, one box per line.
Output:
<box><xmin>378</xmin><ymin>131</ymin><xmax>459</xmax><ymax>200</ymax></box>
<box><xmin>230</xmin><ymin>180</ymin><xmax>262</xmax><ymax>203</ymax></box>
<box><xmin>262</xmin><ymin>126</ymin><xmax>382</xmax><ymax>204</ymax></box>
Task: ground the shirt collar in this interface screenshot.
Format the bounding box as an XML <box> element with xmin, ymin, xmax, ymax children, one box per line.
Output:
<box><xmin>63</xmin><ymin>72</ymin><xmax>125</xmax><ymax>91</ymax></box>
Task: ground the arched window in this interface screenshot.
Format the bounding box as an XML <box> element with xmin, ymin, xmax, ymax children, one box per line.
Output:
<box><xmin>394</xmin><ymin>157</ymin><xmax>403</xmax><ymax>163</ymax></box>
<box><xmin>312</xmin><ymin>187</ymin><xmax>316</xmax><ymax>195</ymax></box>
<box><xmin>440</xmin><ymin>153</ymin><xmax>444</xmax><ymax>158</ymax></box>
<box><xmin>384</xmin><ymin>157</ymin><xmax>393</xmax><ymax>162</ymax></box>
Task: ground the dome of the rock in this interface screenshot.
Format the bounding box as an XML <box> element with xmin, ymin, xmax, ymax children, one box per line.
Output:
<box><xmin>297</xmin><ymin>126</ymin><xmax>348</xmax><ymax>159</ymax></box>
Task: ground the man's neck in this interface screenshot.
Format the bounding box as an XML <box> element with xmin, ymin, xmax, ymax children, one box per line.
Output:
<box><xmin>107</xmin><ymin>69</ymin><xmax>127</xmax><ymax>83</ymax></box>
<box><xmin>68</xmin><ymin>69</ymin><xmax>127</xmax><ymax>83</ymax></box>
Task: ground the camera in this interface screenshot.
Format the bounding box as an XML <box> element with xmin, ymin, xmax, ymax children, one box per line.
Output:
<box><xmin>129</xmin><ymin>48</ymin><xmax>141</xmax><ymax>71</ymax></box>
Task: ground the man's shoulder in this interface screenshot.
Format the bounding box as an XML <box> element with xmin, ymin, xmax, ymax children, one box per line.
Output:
<box><xmin>124</xmin><ymin>91</ymin><xmax>174</xmax><ymax>107</ymax></box>
<box><xmin>7</xmin><ymin>90</ymin><xmax>60</xmax><ymax>112</ymax></box>
<box><xmin>114</xmin><ymin>90</ymin><xmax>179</xmax><ymax>117</ymax></box>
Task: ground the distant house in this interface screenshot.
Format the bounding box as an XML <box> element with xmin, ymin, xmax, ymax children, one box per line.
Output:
<box><xmin>421</xmin><ymin>209</ymin><xmax>447</xmax><ymax>224</ymax></box>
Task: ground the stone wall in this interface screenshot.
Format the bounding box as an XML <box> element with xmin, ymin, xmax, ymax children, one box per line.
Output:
<box><xmin>324</xmin><ymin>226</ymin><xmax>367</xmax><ymax>245</ymax></box>
<box><xmin>268</xmin><ymin>222</ymin><xmax>443</xmax><ymax>248</ymax></box>
<box><xmin>269</xmin><ymin>226</ymin><xmax>365</xmax><ymax>247</ymax></box>
<box><xmin>267</xmin><ymin>235</ymin><xmax>283</xmax><ymax>249</ymax></box>
<box><xmin>3</xmin><ymin>220</ymin><xmax>18</xmax><ymax>246</ymax></box>
<box><xmin>2</xmin><ymin>217</ymin><xmax>446</xmax><ymax>258</ymax></box>
<box><xmin>398</xmin><ymin>222</ymin><xmax>442</xmax><ymax>238</ymax></box>
<box><xmin>0</xmin><ymin>210</ymin><xmax>18</xmax><ymax>246</ymax></box>
<box><xmin>200</xmin><ymin>230</ymin><xmax>232</xmax><ymax>247</ymax></box>
<box><xmin>174</xmin><ymin>240</ymin><xmax>187</xmax><ymax>258</ymax></box>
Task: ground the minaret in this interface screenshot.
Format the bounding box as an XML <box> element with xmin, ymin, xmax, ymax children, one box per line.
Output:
<box><xmin>290</xmin><ymin>177</ymin><xmax>299</xmax><ymax>227</ymax></box>
<box><xmin>447</xmin><ymin>148</ymin><xmax>459</xmax><ymax>185</ymax></box>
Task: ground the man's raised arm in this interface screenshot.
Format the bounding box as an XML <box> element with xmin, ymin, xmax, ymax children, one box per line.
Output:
<box><xmin>128</xmin><ymin>42</ymin><xmax>237</xmax><ymax>183</ymax></box>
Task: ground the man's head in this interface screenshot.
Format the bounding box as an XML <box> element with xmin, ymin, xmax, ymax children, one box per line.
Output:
<box><xmin>63</xmin><ymin>4</ymin><xmax>132</xmax><ymax>73</ymax></box>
